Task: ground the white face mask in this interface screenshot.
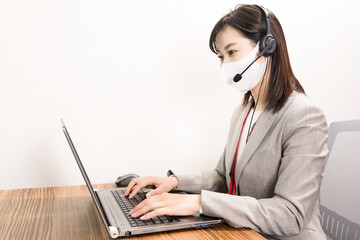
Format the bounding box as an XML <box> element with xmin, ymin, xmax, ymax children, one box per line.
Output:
<box><xmin>221</xmin><ymin>43</ymin><xmax>266</xmax><ymax>93</ymax></box>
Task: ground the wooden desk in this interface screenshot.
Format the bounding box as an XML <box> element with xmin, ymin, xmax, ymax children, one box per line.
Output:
<box><xmin>0</xmin><ymin>183</ymin><xmax>265</xmax><ymax>240</ymax></box>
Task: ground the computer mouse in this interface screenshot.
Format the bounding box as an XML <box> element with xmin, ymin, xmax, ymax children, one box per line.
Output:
<box><xmin>115</xmin><ymin>173</ymin><xmax>140</xmax><ymax>187</ymax></box>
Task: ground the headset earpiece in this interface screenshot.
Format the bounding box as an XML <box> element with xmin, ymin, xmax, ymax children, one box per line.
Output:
<box><xmin>260</xmin><ymin>34</ymin><xmax>276</xmax><ymax>56</ymax></box>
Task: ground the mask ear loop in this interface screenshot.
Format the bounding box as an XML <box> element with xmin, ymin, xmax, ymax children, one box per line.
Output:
<box><xmin>246</xmin><ymin>56</ymin><xmax>269</xmax><ymax>143</ymax></box>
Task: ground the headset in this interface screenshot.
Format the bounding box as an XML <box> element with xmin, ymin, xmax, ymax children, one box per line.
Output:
<box><xmin>232</xmin><ymin>5</ymin><xmax>276</xmax><ymax>83</ymax></box>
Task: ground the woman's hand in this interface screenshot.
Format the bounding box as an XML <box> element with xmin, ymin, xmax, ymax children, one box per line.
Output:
<box><xmin>129</xmin><ymin>193</ymin><xmax>201</xmax><ymax>220</ymax></box>
<box><xmin>124</xmin><ymin>176</ymin><xmax>179</xmax><ymax>199</ymax></box>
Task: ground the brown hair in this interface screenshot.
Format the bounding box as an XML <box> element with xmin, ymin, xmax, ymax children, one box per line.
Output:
<box><xmin>209</xmin><ymin>4</ymin><xmax>305</xmax><ymax>113</ymax></box>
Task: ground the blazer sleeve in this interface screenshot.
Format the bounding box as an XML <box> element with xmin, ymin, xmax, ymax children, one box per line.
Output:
<box><xmin>167</xmin><ymin>148</ymin><xmax>228</xmax><ymax>194</ymax></box>
<box><xmin>200</xmin><ymin>103</ymin><xmax>329</xmax><ymax>237</ymax></box>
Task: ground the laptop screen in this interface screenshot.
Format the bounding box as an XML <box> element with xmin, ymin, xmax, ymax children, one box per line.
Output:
<box><xmin>61</xmin><ymin>120</ymin><xmax>111</xmax><ymax>232</ymax></box>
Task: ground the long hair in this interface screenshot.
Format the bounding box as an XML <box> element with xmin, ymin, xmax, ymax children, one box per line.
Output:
<box><xmin>209</xmin><ymin>4</ymin><xmax>305</xmax><ymax>113</ymax></box>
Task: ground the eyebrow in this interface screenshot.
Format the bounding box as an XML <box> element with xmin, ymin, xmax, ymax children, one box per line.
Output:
<box><xmin>224</xmin><ymin>43</ymin><xmax>237</xmax><ymax>50</ymax></box>
<box><xmin>217</xmin><ymin>43</ymin><xmax>238</xmax><ymax>54</ymax></box>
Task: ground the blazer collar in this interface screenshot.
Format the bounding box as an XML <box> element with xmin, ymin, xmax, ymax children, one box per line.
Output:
<box><xmin>225</xmin><ymin>101</ymin><xmax>253</xmax><ymax>180</ymax></box>
<box><xmin>224</xmin><ymin>98</ymin><xmax>279</xmax><ymax>189</ymax></box>
<box><xmin>234</xmin><ymin>104</ymin><xmax>278</xmax><ymax>188</ymax></box>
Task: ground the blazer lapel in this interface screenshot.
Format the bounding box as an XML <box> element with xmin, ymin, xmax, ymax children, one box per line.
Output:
<box><xmin>234</xmin><ymin>108</ymin><xmax>278</xmax><ymax>189</ymax></box>
<box><xmin>225</xmin><ymin>102</ymin><xmax>253</xmax><ymax>180</ymax></box>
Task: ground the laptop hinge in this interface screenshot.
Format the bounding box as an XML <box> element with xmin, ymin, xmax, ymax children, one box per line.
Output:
<box><xmin>109</xmin><ymin>226</ymin><xmax>119</xmax><ymax>238</ymax></box>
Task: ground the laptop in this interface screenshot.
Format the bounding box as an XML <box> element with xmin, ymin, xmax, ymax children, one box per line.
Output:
<box><xmin>61</xmin><ymin>119</ymin><xmax>222</xmax><ymax>238</ymax></box>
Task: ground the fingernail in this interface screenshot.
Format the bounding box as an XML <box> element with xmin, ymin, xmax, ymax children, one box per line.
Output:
<box><xmin>131</xmin><ymin>212</ymin><xmax>137</xmax><ymax>217</ymax></box>
<box><xmin>146</xmin><ymin>193</ymin><xmax>151</xmax><ymax>198</ymax></box>
<box><xmin>140</xmin><ymin>216</ymin><xmax>145</xmax><ymax>220</ymax></box>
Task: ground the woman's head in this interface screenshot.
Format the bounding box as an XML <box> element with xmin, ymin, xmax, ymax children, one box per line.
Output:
<box><xmin>209</xmin><ymin>4</ymin><xmax>304</xmax><ymax>113</ymax></box>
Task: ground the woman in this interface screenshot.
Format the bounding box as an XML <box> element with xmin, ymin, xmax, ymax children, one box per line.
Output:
<box><xmin>125</xmin><ymin>4</ymin><xmax>328</xmax><ymax>239</ymax></box>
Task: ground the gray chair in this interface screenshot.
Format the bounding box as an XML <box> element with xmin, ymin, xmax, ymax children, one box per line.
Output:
<box><xmin>320</xmin><ymin>120</ymin><xmax>360</xmax><ymax>240</ymax></box>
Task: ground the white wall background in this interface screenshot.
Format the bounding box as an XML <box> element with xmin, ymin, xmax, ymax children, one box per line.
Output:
<box><xmin>1</xmin><ymin>0</ymin><xmax>359</xmax><ymax>190</ymax></box>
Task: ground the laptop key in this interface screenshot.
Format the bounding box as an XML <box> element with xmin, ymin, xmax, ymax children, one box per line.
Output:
<box><xmin>167</xmin><ymin>216</ymin><xmax>180</xmax><ymax>222</ymax></box>
<box><xmin>130</xmin><ymin>199</ymin><xmax>138</xmax><ymax>205</ymax></box>
<box><xmin>144</xmin><ymin>220</ymin><xmax>153</xmax><ymax>225</ymax></box>
<box><xmin>112</xmin><ymin>189</ymin><xmax>173</xmax><ymax>227</ymax></box>
<box><xmin>152</xmin><ymin>218</ymin><xmax>162</xmax><ymax>224</ymax></box>
<box><xmin>135</xmin><ymin>220</ymin><xmax>146</xmax><ymax>226</ymax></box>
<box><xmin>159</xmin><ymin>216</ymin><xmax>169</xmax><ymax>223</ymax></box>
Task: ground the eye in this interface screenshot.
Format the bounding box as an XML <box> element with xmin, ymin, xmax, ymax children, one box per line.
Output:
<box><xmin>228</xmin><ymin>50</ymin><xmax>235</xmax><ymax>56</ymax></box>
<box><xmin>217</xmin><ymin>55</ymin><xmax>224</xmax><ymax>61</ymax></box>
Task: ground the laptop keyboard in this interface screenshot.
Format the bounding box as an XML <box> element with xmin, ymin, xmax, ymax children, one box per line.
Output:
<box><xmin>111</xmin><ymin>189</ymin><xmax>179</xmax><ymax>227</ymax></box>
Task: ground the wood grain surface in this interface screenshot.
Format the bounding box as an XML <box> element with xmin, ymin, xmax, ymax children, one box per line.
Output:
<box><xmin>0</xmin><ymin>183</ymin><xmax>265</xmax><ymax>240</ymax></box>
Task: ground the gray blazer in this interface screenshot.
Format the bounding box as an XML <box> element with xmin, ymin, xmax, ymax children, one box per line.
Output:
<box><xmin>170</xmin><ymin>92</ymin><xmax>328</xmax><ymax>239</ymax></box>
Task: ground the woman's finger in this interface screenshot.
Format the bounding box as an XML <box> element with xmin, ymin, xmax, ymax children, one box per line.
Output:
<box><xmin>124</xmin><ymin>177</ymin><xmax>141</xmax><ymax>196</ymax></box>
<box><xmin>129</xmin><ymin>197</ymin><xmax>151</xmax><ymax>216</ymax></box>
<box><xmin>145</xmin><ymin>185</ymin><xmax>165</xmax><ymax>198</ymax></box>
<box><xmin>131</xmin><ymin>199</ymin><xmax>162</xmax><ymax>218</ymax></box>
<box><xmin>129</xmin><ymin>184</ymin><xmax>144</xmax><ymax>199</ymax></box>
<box><xmin>130</xmin><ymin>195</ymin><xmax>163</xmax><ymax>217</ymax></box>
<box><xmin>127</xmin><ymin>177</ymin><xmax>154</xmax><ymax>198</ymax></box>
<box><xmin>140</xmin><ymin>208</ymin><xmax>166</xmax><ymax>220</ymax></box>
